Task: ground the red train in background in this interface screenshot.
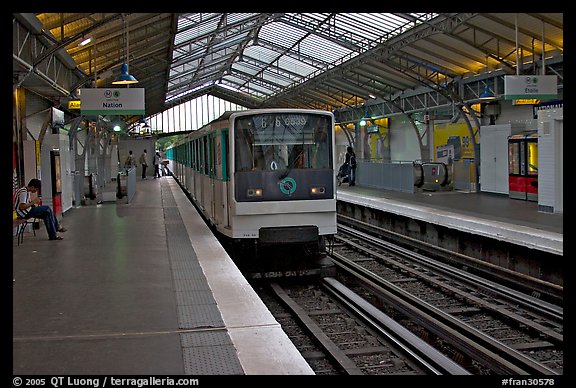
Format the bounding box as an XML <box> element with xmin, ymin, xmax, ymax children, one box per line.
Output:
<box><xmin>508</xmin><ymin>132</ymin><xmax>538</xmax><ymax>201</ymax></box>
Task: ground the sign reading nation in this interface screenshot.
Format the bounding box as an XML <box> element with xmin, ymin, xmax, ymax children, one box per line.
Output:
<box><xmin>79</xmin><ymin>88</ymin><xmax>145</xmax><ymax>115</ymax></box>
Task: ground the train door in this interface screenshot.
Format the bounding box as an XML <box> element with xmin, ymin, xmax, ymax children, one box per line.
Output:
<box><xmin>525</xmin><ymin>133</ymin><xmax>538</xmax><ymax>202</ymax></box>
<box><xmin>191</xmin><ymin>139</ymin><xmax>199</xmax><ymax>200</ymax></box>
<box><xmin>212</xmin><ymin>131</ymin><xmax>225</xmax><ymax>226</ymax></box>
<box><xmin>197</xmin><ymin>138</ymin><xmax>205</xmax><ymax>205</ymax></box>
<box><xmin>220</xmin><ymin>129</ymin><xmax>230</xmax><ymax>229</ymax></box>
<box><xmin>201</xmin><ymin>136</ymin><xmax>213</xmax><ymax>216</ymax></box>
<box><xmin>508</xmin><ymin>132</ymin><xmax>538</xmax><ymax>201</ymax></box>
<box><xmin>508</xmin><ymin>134</ymin><xmax>526</xmax><ymax>200</ymax></box>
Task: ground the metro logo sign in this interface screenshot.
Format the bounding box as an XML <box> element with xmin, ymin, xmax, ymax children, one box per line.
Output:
<box><xmin>504</xmin><ymin>75</ymin><xmax>557</xmax><ymax>100</ymax></box>
<box><xmin>79</xmin><ymin>88</ymin><xmax>145</xmax><ymax>115</ymax></box>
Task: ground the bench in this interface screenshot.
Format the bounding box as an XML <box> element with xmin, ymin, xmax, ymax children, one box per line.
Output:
<box><xmin>13</xmin><ymin>190</ymin><xmax>43</xmax><ymax>245</ymax></box>
<box><xmin>13</xmin><ymin>212</ymin><xmax>38</xmax><ymax>246</ymax></box>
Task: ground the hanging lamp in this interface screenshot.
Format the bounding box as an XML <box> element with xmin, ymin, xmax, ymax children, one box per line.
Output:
<box><xmin>112</xmin><ymin>14</ymin><xmax>138</xmax><ymax>85</ymax></box>
<box><xmin>141</xmin><ymin>122</ymin><xmax>151</xmax><ymax>135</ymax></box>
<box><xmin>359</xmin><ymin>111</ymin><xmax>370</xmax><ymax>126</ymax></box>
<box><xmin>479</xmin><ymin>84</ymin><xmax>495</xmax><ymax>100</ymax></box>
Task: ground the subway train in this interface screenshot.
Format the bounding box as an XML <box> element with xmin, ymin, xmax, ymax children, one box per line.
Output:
<box><xmin>166</xmin><ymin>108</ymin><xmax>337</xmax><ymax>272</ymax></box>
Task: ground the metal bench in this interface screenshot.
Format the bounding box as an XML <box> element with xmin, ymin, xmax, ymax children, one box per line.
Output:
<box><xmin>13</xmin><ymin>213</ymin><xmax>38</xmax><ymax>246</ymax></box>
<box><xmin>13</xmin><ymin>219</ymin><xmax>28</xmax><ymax>246</ymax></box>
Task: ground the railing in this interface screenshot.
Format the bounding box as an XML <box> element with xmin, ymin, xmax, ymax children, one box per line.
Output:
<box><xmin>125</xmin><ymin>167</ymin><xmax>137</xmax><ymax>204</ymax></box>
<box><xmin>355</xmin><ymin>160</ymin><xmax>417</xmax><ymax>193</ymax></box>
<box><xmin>117</xmin><ymin>167</ymin><xmax>137</xmax><ymax>204</ymax></box>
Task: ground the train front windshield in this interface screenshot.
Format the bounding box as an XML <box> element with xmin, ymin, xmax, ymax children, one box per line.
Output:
<box><xmin>234</xmin><ymin>113</ymin><xmax>332</xmax><ymax>172</ymax></box>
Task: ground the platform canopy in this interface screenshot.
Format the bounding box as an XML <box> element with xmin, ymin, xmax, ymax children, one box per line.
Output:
<box><xmin>14</xmin><ymin>13</ymin><xmax>563</xmax><ymax>133</ymax></box>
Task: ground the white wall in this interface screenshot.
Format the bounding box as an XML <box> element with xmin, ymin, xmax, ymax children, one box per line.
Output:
<box><xmin>496</xmin><ymin>102</ymin><xmax>538</xmax><ymax>130</ymax></box>
<box><xmin>119</xmin><ymin>138</ymin><xmax>157</xmax><ymax>177</ymax></box>
<box><xmin>389</xmin><ymin>116</ymin><xmax>424</xmax><ymax>162</ymax></box>
<box><xmin>537</xmin><ymin>106</ymin><xmax>563</xmax><ymax>213</ymax></box>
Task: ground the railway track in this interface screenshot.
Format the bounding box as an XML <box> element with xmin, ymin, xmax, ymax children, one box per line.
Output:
<box><xmin>253</xmin><ymin>278</ymin><xmax>470</xmax><ymax>375</ymax></box>
<box><xmin>249</xmin><ymin>222</ymin><xmax>562</xmax><ymax>376</ymax></box>
<box><xmin>336</xmin><ymin>214</ymin><xmax>563</xmax><ymax>305</ymax></box>
<box><xmin>329</xmin><ymin>224</ymin><xmax>563</xmax><ymax>375</ymax></box>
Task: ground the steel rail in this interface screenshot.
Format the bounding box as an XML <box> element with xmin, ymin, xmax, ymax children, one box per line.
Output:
<box><xmin>337</xmin><ymin>214</ymin><xmax>563</xmax><ymax>305</ymax></box>
<box><xmin>268</xmin><ymin>282</ymin><xmax>364</xmax><ymax>375</ymax></box>
<box><xmin>329</xmin><ymin>251</ymin><xmax>559</xmax><ymax>375</ymax></box>
<box><xmin>320</xmin><ymin>277</ymin><xmax>471</xmax><ymax>375</ymax></box>
<box><xmin>337</xmin><ymin>224</ymin><xmax>563</xmax><ymax>336</ymax></box>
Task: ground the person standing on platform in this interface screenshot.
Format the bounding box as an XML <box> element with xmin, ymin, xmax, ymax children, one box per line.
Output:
<box><xmin>153</xmin><ymin>151</ymin><xmax>162</xmax><ymax>179</ymax></box>
<box><xmin>14</xmin><ymin>178</ymin><xmax>66</xmax><ymax>241</ymax></box>
<box><xmin>139</xmin><ymin>149</ymin><xmax>149</xmax><ymax>179</ymax></box>
<box><xmin>345</xmin><ymin>146</ymin><xmax>357</xmax><ymax>186</ymax></box>
<box><xmin>124</xmin><ymin>150</ymin><xmax>136</xmax><ymax>170</ymax></box>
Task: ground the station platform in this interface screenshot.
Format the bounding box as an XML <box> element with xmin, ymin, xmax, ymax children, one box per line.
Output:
<box><xmin>336</xmin><ymin>185</ymin><xmax>563</xmax><ymax>256</ymax></box>
<box><xmin>12</xmin><ymin>176</ymin><xmax>314</xmax><ymax>375</ymax></box>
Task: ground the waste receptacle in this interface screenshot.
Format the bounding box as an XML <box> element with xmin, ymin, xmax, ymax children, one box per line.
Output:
<box><xmin>116</xmin><ymin>172</ymin><xmax>126</xmax><ymax>198</ymax></box>
<box><xmin>84</xmin><ymin>173</ymin><xmax>97</xmax><ymax>200</ymax></box>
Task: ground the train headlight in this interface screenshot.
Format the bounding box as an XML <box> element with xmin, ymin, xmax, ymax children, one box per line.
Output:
<box><xmin>247</xmin><ymin>188</ymin><xmax>263</xmax><ymax>197</ymax></box>
<box><xmin>310</xmin><ymin>186</ymin><xmax>325</xmax><ymax>195</ymax></box>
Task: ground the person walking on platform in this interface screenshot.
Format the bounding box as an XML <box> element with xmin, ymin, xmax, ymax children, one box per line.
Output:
<box><xmin>139</xmin><ymin>149</ymin><xmax>149</xmax><ymax>179</ymax></box>
<box><xmin>345</xmin><ymin>146</ymin><xmax>357</xmax><ymax>186</ymax></box>
<box><xmin>14</xmin><ymin>178</ymin><xmax>66</xmax><ymax>241</ymax></box>
<box><xmin>153</xmin><ymin>151</ymin><xmax>162</xmax><ymax>179</ymax></box>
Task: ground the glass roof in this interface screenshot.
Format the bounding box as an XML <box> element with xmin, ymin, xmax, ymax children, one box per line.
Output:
<box><xmin>167</xmin><ymin>13</ymin><xmax>439</xmax><ymax>103</ymax></box>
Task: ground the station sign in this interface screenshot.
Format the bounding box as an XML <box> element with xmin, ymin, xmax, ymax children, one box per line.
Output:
<box><xmin>68</xmin><ymin>100</ymin><xmax>81</xmax><ymax>110</ymax></box>
<box><xmin>512</xmin><ymin>98</ymin><xmax>541</xmax><ymax>105</ymax></box>
<box><xmin>79</xmin><ymin>88</ymin><xmax>145</xmax><ymax>115</ymax></box>
<box><xmin>504</xmin><ymin>75</ymin><xmax>557</xmax><ymax>100</ymax></box>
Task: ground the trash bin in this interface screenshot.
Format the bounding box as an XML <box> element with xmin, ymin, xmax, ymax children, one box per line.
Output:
<box><xmin>84</xmin><ymin>173</ymin><xmax>97</xmax><ymax>200</ymax></box>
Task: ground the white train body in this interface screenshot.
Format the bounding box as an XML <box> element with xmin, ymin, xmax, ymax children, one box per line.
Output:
<box><xmin>167</xmin><ymin>109</ymin><xmax>337</xmax><ymax>250</ymax></box>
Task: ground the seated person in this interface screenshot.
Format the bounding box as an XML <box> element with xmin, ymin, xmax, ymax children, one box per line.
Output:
<box><xmin>14</xmin><ymin>178</ymin><xmax>66</xmax><ymax>241</ymax></box>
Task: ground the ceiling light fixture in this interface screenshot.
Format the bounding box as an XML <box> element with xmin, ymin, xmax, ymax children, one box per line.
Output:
<box><xmin>78</xmin><ymin>37</ymin><xmax>92</xmax><ymax>47</ymax></box>
<box><xmin>112</xmin><ymin>14</ymin><xmax>138</xmax><ymax>85</ymax></box>
<box><xmin>479</xmin><ymin>84</ymin><xmax>495</xmax><ymax>101</ymax></box>
<box><xmin>359</xmin><ymin>111</ymin><xmax>370</xmax><ymax>126</ymax></box>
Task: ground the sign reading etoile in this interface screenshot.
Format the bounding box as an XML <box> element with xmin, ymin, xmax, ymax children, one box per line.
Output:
<box><xmin>504</xmin><ymin>75</ymin><xmax>557</xmax><ymax>100</ymax></box>
<box><xmin>80</xmin><ymin>88</ymin><xmax>145</xmax><ymax>115</ymax></box>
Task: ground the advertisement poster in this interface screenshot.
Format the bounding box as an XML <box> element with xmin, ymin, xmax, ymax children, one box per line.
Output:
<box><xmin>433</xmin><ymin>122</ymin><xmax>478</xmax><ymax>161</ymax></box>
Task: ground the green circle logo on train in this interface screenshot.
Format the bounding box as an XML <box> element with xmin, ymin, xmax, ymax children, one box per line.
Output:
<box><xmin>279</xmin><ymin>177</ymin><xmax>297</xmax><ymax>195</ymax></box>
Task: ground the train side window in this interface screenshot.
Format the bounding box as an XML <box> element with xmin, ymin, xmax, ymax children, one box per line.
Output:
<box><xmin>203</xmin><ymin>136</ymin><xmax>209</xmax><ymax>175</ymax></box>
<box><xmin>527</xmin><ymin>140</ymin><xmax>538</xmax><ymax>175</ymax></box>
<box><xmin>195</xmin><ymin>139</ymin><xmax>200</xmax><ymax>172</ymax></box>
<box><xmin>234</xmin><ymin>126</ymin><xmax>254</xmax><ymax>172</ymax></box>
<box><xmin>508</xmin><ymin>141</ymin><xmax>521</xmax><ymax>175</ymax></box>
<box><xmin>191</xmin><ymin>141</ymin><xmax>195</xmax><ymax>171</ymax></box>
<box><xmin>210</xmin><ymin>133</ymin><xmax>217</xmax><ymax>178</ymax></box>
<box><xmin>288</xmin><ymin>145</ymin><xmax>305</xmax><ymax>169</ymax></box>
<box><xmin>311</xmin><ymin>123</ymin><xmax>330</xmax><ymax>168</ymax></box>
<box><xmin>191</xmin><ymin>140</ymin><xmax>196</xmax><ymax>171</ymax></box>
